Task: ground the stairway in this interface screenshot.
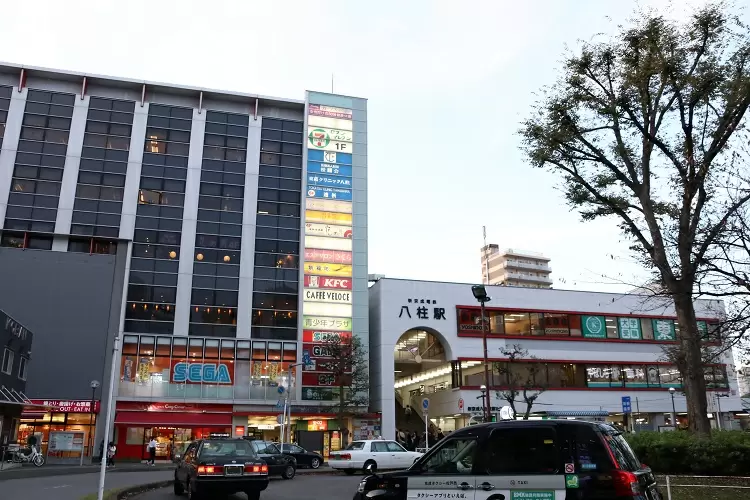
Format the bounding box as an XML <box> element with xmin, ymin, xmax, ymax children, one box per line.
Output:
<box><xmin>394</xmin><ymin>391</ymin><xmax>427</xmax><ymax>435</ymax></box>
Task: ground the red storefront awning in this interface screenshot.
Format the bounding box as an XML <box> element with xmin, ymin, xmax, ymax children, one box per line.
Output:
<box><xmin>115</xmin><ymin>411</ymin><xmax>231</xmax><ymax>427</ymax></box>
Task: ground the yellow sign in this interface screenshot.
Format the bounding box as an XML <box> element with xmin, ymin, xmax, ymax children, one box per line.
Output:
<box><xmin>304</xmin><ymin>262</ymin><xmax>352</xmax><ymax>277</ymax></box>
<box><xmin>305</xmin><ymin>210</ymin><xmax>352</xmax><ymax>225</ymax></box>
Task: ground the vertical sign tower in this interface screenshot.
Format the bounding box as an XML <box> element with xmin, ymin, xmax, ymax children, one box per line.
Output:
<box><xmin>300</xmin><ymin>93</ymin><xmax>368</xmax><ymax>405</ymax></box>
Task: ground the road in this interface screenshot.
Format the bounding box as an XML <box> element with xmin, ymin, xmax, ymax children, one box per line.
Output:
<box><xmin>1</xmin><ymin>469</ymin><xmax>174</xmax><ymax>500</ymax></box>
<box><xmin>136</xmin><ymin>475</ymin><xmax>363</xmax><ymax>500</ymax></box>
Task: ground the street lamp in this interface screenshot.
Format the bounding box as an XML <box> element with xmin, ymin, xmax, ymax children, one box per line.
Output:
<box><xmin>89</xmin><ymin>380</ymin><xmax>100</xmax><ymax>459</ymax></box>
<box><xmin>716</xmin><ymin>393</ymin><xmax>730</xmax><ymax>430</ymax></box>
<box><xmin>478</xmin><ymin>385</ymin><xmax>487</xmax><ymax>421</ymax></box>
<box><xmin>280</xmin><ymin>362</ymin><xmax>304</xmax><ymax>450</ymax></box>
<box><xmin>668</xmin><ymin>387</ymin><xmax>677</xmax><ymax>428</ymax></box>
<box><xmin>471</xmin><ymin>284</ymin><xmax>492</xmax><ymax>423</ymax></box>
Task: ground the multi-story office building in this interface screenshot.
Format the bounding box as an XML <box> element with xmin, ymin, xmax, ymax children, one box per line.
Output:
<box><xmin>369</xmin><ymin>278</ymin><xmax>745</xmax><ymax>439</ymax></box>
<box><xmin>481</xmin><ymin>244</ymin><xmax>552</xmax><ymax>288</ymax></box>
<box><xmin>0</xmin><ymin>63</ymin><xmax>368</xmax><ymax>460</ymax></box>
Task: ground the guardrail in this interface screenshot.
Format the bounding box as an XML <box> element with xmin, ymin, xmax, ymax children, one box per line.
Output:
<box><xmin>664</xmin><ymin>475</ymin><xmax>750</xmax><ymax>499</ymax></box>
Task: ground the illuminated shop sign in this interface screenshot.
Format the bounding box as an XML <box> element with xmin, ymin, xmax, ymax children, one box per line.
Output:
<box><xmin>304</xmin><ymin>274</ymin><xmax>352</xmax><ymax>289</ymax></box>
<box><xmin>308</xmin><ymin>149</ymin><xmax>352</xmax><ymax>165</ymax></box>
<box><xmin>306</xmin><ymin>198</ymin><xmax>353</xmax><ymax>214</ymax></box>
<box><xmin>302</xmin><ymin>330</ymin><xmax>352</xmax><ymax>343</ymax></box>
<box><xmin>308</xmin><ymin>104</ymin><xmax>353</xmax><ymax>119</ymax></box>
<box><xmin>307</xmin><ymin>174</ymin><xmax>352</xmax><ymax>189</ymax></box>
<box><xmin>304</xmin><ymin>248</ymin><xmax>352</xmax><ymax>265</ymax></box>
<box><xmin>304</xmin><ymin>288</ymin><xmax>352</xmax><ymax>304</ymax></box>
<box><xmin>305</xmin><ymin>210</ymin><xmax>352</xmax><ymax>225</ymax></box>
<box><xmin>303</xmin><ymin>302</ymin><xmax>352</xmax><ymax>318</ymax></box>
<box><xmin>304</xmin><ymin>262</ymin><xmax>352</xmax><ymax>277</ymax></box>
<box><xmin>308</xmin><ymin>161</ymin><xmax>353</xmax><ymax>178</ymax></box>
<box><xmin>305</xmin><ymin>223</ymin><xmax>352</xmax><ymax>239</ymax></box>
<box><xmin>307</xmin><ymin>126</ymin><xmax>353</xmax><ymax>143</ymax></box>
<box><xmin>307</xmin><ymin>186</ymin><xmax>352</xmax><ymax>201</ymax></box>
<box><xmin>308</xmin><ymin>115</ymin><xmax>353</xmax><ymax>131</ymax></box>
<box><xmin>171</xmin><ymin>362</ymin><xmax>233</xmax><ymax>384</ymax></box>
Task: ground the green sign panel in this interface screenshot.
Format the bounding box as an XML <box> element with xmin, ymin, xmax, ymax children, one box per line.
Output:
<box><xmin>565</xmin><ymin>474</ymin><xmax>579</xmax><ymax>488</ymax></box>
<box><xmin>618</xmin><ymin>317</ymin><xmax>642</xmax><ymax>340</ymax></box>
<box><xmin>511</xmin><ymin>492</ymin><xmax>554</xmax><ymax>500</ymax></box>
<box><xmin>582</xmin><ymin>315</ymin><xmax>606</xmax><ymax>338</ymax></box>
<box><xmin>652</xmin><ymin>319</ymin><xmax>676</xmax><ymax>341</ymax></box>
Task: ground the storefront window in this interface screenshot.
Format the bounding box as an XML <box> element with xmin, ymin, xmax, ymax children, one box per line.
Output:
<box><xmin>548</xmin><ymin>363</ymin><xmax>585</xmax><ymax>388</ymax></box>
<box><xmin>488</xmin><ymin>310</ymin><xmax>504</xmax><ymax>334</ymax></box>
<box><xmin>529</xmin><ymin>312</ymin><xmax>544</xmax><ymax>336</ymax></box>
<box><xmin>282</xmin><ymin>343</ymin><xmax>297</xmax><ymax>362</ymax></box>
<box><xmin>660</xmin><ymin>365</ymin><xmax>681</xmax><ymax>387</ymax></box>
<box><xmin>623</xmin><ymin>365</ymin><xmax>647</xmax><ymax>387</ymax></box>
<box><xmin>543</xmin><ymin>313</ymin><xmax>570</xmax><ymax>336</ymax></box>
<box><xmin>220</xmin><ymin>340</ymin><xmax>235</xmax><ymax>359</ymax></box>
<box><xmin>204</xmin><ymin>339</ymin><xmax>220</xmax><ymax>359</ymax></box>
<box><xmin>569</xmin><ymin>315</ymin><xmax>582</xmax><ymax>336</ymax></box>
<box><xmin>646</xmin><ymin>365</ymin><xmax>661</xmax><ymax>387</ymax></box>
<box><xmin>610</xmin><ymin>365</ymin><xmax>624</xmax><ymax>387</ymax></box>
<box><xmin>268</xmin><ymin>342</ymin><xmax>282</xmax><ymax>361</ymax></box>
<box><xmin>640</xmin><ymin>319</ymin><xmax>654</xmax><ymax>340</ymax></box>
<box><xmin>505</xmin><ymin>312</ymin><xmax>531</xmax><ymax>335</ymax></box>
<box><xmin>156</xmin><ymin>337</ymin><xmax>171</xmax><ymax>356</ymax></box>
<box><xmin>188</xmin><ymin>338</ymin><xmax>203</xmax><ymax>359</ymax></box>
<box><xmin>252</xmin><ymin>342</ymin><xmax>266</xmax><ymax>361</ymax></box>
<box><xmin>605</xmin><ymin>318</ymin><xmax>619</xmax><ymax>338</ymax></box>
<box><xmin>169</xmin><ymin>338</ymin><xmax>188</xmax><ymax>397</ymax></box>
<box><xmin>586</xmin><ymin>365</ymin><xmax>612</xmax><ymax>387</ymax></box>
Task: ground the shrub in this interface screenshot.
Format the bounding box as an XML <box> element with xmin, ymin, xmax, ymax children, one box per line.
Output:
<box><xmin>625</xmin><ymin>431</ymin><xmax>750</xmax><ymax>475</ymax></box>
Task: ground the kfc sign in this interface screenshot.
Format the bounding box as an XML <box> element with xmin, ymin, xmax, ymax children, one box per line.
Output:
<box><xmin>304</xmin><ymin>275</ymin><xmax>352</xmax><ymax>290</ymax></box>
<box><xmin>28</xmin><ymin>400</ymin><xmax>100</xmax><ymax>413</ymax></box>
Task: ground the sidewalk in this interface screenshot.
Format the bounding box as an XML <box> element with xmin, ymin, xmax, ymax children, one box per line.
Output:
<box><xmin>0</xmin><ymin>461</ymin><xmax>334</xmax><ymax>481</ymax></box>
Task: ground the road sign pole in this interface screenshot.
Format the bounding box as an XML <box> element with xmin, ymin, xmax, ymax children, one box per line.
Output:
<box><xmin>424</xmin><ymin>411</ymin><xmax>429</xmax><ymax>450</ymax></box>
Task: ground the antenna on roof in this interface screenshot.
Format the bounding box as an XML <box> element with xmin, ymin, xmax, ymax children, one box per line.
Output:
<box><xmin>331</xmin><ymin>74</ymin><xmax>334</xmax><ymax>93</ymax></box>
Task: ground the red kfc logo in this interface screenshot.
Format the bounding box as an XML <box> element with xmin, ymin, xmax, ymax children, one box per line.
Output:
<box><xmin>304</xmin><ymin>275</ymin><xmax>352</xmax><ymax>289</ymax></box>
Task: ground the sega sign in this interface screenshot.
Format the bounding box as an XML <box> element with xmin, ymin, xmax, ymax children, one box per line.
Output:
<box><xmin>172</xmin><ymin>362</ymin><xmax>233</xmax><ymax>385</ymax></box>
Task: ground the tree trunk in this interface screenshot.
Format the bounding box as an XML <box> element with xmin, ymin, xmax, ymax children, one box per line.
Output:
<box><xmin>673</xmin><ymin>292</ymin><xmax>712</xmax><ymax>435</ymax></box>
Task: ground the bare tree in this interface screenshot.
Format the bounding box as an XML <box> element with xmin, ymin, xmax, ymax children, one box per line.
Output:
<box><xmin>494</xmin><ymin>344</ymin><xmax>547</xmax><ymax>419</ymax></box>
<box><xmin>312</xmin><ymin>334</ymin><xmax>369</xmax><ymax>444</ymax></box>
<box><xmin>520</xmin><ymin>2</ymin><xmax>750</xmax><ymax>434</ymax></box>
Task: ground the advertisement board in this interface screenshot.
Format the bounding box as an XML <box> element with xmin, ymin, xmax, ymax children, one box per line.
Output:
<box><xmin>303</xmin><ymin>330</ymin><xmax>352</xmax><ymax>343</ymax></box>
<box><xmin>305</xmin><ymin>223</ymin><xmax>352</xmax><ymax>238</ymax></box>
<box><xmin>304</xmin><ymin>236</ymin><xmax>352</xmax><ymax>252</ymax></box>
<box><xmin>308</xmin><ymin>149</ymin><xmax>352</xmax><ymax>165</ymax></box>
<box><xmin>171</xmin><ymin>360</ymin><xmax>233</xmax><ymax>384</ymax></box>
<box><xmin>308</xmin><ymin>115</ymin><xmax>353</xmax><ymax>131</ymax></box>
<box><xmin>307</xmin><ymin>126</ymin><xmax>353</xmax><ymax>143</ymax></box>
<box><xmin>306</xmin><ymin>198</ymin><xmax>353</xmax><ymax>214</ymax></box>
<box><xmin>307</xmin><ymin>174</ymin><xmax>352</xmax><ymax>189</ymax></box>
<box><xmin>302</xmin><ymin>316</ymin><xmax>352</xmax><ymax>331</ymax></box>
<box><xmin>307</xmin><ymin>186</ymin><xmax>352</xmax><ymax>201</ymax></box>
<box><xmin>302</xmin><ymin>373</ymin><xmax>342</xmax><ymax>386</ymax></box>
<box><xmin>304</xmin><ymin>248</ymin><xmax>352</xmax><ymax>264</ymax></box>
<box><xmin>28</xmin><ymin>400</ymin><xmax>101</xmax><ymax>413</ymax></box>
<box><xmin>302</xmin><ymin>343</ymin><xmax>337</xmax><ymax>358</ymax></box>
<box><xmin>304</xmin><ymin>288</ymin><xmax>352</xmax><ymax>304</ymax></box>
<box><xmin>308</xmin><ymin>161</ymin><xmax>353</xmax><ymax>178</ymax></box>
<box><xmin>48</xmin><ymin>431</ymin><xmax>85</xmax><ymax>452</ymax></box>
<box><xmin>304</xmin><ymin>274</ymin><xmax>352</xmax><ymax>289</ymax></box>
<box><xmin>305</xmin><ymin>210</ymin><xmax>352</xmax><ymax>225</ymax></box>
<box><xmin>303</xmin><ymin>302</ymin><xmax>352</xmax><ymax>318</ymax></box>
<box><xmin>304</xmin><ymin>262</ymin><xmax>352</xmax><ymax>277</ymax></box>
<box><xmin>301</xmin><ymin>386</ymin><xmax>342</xmax><ymax>401</ymax></box>
<box><xmin>307</xmin><ymin>138</ymin><xmax>352</xmax><ymax>153</ymax></box>
<box><xmin>308</xmin><ymin>104</ymin><xmax>353</xmax><ymax>119</ymax></box>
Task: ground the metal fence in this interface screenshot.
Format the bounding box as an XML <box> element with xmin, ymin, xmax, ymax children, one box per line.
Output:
<box><xmin>664</xmin><ymin>475</ymin><xmax>750</xmax><ymax>499</ymax></box>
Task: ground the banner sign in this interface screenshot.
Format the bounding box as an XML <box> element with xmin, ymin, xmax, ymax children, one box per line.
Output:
<box><xmin>308</xmin><ymin>115</ymin><xmax>353</xmax><ymax>131</ymax></box>
<box><xmin>308</xmin><ymin>161</ymin><xmax>353</xmax><ymax>177</ymax></box>
<box><xmin>171</xmin><ymin>360</ymin><xmax>233</xmax><ymax>384</ymax></box>
<box><xmin>304</xmin><ymin>288</ymin><xmax>352</xmax><ymax>304</ymax></box>
<box><xmin>303</xmin><ymin>330</ymin><xmax>352</xmax><ymax>343</ymax></box>
<box><xmin>304</xmin><ymin>235</ymin><xmax>352</xmax><ymax>251</ymax></box>
<box><xmin>304</xmin><ymin>275</ymin><xmax>352</xmax><ymax>289</ymax></box>
<box><xmin>28</xmin><ymin>400</ymin><xmax>101</xmax><ymax>413</ymax></box>
<box><xmin>305</xmin><ymin>210</ymin><xmax>352</xmax><ymax>225</ymax></box>
<box><xmin>307</xmin><ymin>186</ymin><xmax>352</xmax><ymax>201</ymax></box>
<box><xmin>305</xmin><ymin>223</ymin><xmax>352</xmax><ymax>238</ymax></box>
<box><xmin>308</xmin><ymin>104</ymin><xmax>352</xmax><ymax>119</ymax></box>
<box><xmin>303</xmin><ymin>302</ymin><xmax>352</xmax><ymax>317</ymax></box>
<box><xmin>306</xmin><ymin>198</ymin><xmax>352</xmax><ymax>214</ymax></box>
<box><xmin>302</xmin><ymin>373</ymin><xmax>340</xmax><ymax>386</ymax></box>
<box><xmin>302</xmin><ymin>316</ymin><xmax>352</xmax><ymax>331</ymax></box>
<box><xmin>302</xmin><ymin>343</ymin><xmax>336</xmax><ymax>358</ymax></box>
<box><xmin>304</xmin><ymin>248</ymin><xmax>352</xmax><ymax>264</ymax></box>
<box><xmin>304</xmin><ymin>262</ymin><xmax>352</xmax><ymax>277</ymax></box>
<box><xmin>307</xmin><ymin>126</ymin><xmax>353</xmax><ymax>142</ymax></box>
<box><xmin>307</xmin><ymin>174</ymin><xmax>352</xmax><ymax>188</ymax></box>
<box><xmin>301</xmin><ymin>386</ymin><xmax>342</xmax><ymax>401</ymax></box>
<box><xmin>308</xmin><ymin>149</ymin><xmax>352</xmax><ymax>165</ymax></box>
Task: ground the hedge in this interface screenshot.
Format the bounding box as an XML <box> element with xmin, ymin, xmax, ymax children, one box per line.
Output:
<box><xmin>625</xmin><ymin>431</ymin><xmax>750</xmax><ymax>475</ymax></box>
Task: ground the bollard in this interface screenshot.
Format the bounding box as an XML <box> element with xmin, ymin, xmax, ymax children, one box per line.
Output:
<box><xmin>665</xmin><ymin>475</ymin><xmax>672</xmax><ymax>500</ymax></box>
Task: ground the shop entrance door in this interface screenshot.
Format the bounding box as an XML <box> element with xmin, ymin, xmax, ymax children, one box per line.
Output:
<box><xmin>143</xmin><ymin>427</ymin><xmax>175</xmax><ymax>461</ymax></box>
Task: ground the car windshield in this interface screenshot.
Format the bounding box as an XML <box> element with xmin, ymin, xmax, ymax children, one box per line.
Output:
<box><xmin>199</xmin><ymin>440</ymin><xmax>256</xmax><ymax>459</ymax></box>
<box><xmin>345</xmin><ymin>441</ymin><xmax>366</xmax><ymax>450</ymax></box>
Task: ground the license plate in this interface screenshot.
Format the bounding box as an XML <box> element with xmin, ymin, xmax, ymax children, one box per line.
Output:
<box><xmin>648</xmin><ymin>485</ymin><xmax>662</xmax><ymax>500</ymax></box>
<box><xmin>224</xmin><ymin>465</ymin><xmax>243</xmax><ymax>476</ymax></box>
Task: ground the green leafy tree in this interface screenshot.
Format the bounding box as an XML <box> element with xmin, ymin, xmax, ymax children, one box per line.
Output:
<box><xmin>315</xmin><ymin>334</ymin><xmax>369</xmax><ymax>444</ymax></box>
<box><xmin>520</xmin><ymin>2</ymin><xmax>750</xmax><ymax>434</ymax></box>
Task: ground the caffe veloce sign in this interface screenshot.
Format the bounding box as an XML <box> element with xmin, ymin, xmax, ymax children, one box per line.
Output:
<box><xmin>116</xmin><ymin>402</ymin><xmax>233</xmax><ymax>413</ymax></box>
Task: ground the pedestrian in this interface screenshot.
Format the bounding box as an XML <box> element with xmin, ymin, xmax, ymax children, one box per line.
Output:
<box><xmin>405</xmin><ymin>432</ymin><xmax>413</xmax><ymax>451</ymax></box>
<box><xmin>98</xmin><ymin>440</ymin><xmax>104</xmax><ymax>464</ymax></box>
<box><xmin>405</xmin><ymin>405</ymin><xmax>412</xmax><ymax>422</ymax></box>
<box><xmin>147</xmin><ymin>437</ymin><xmax>157</xmax><ymax>465</ymax></box>
<box><xmin>107</xmin><ymin>441</ymin><xmax>116</xmax><ymax>467</ymax></box>
<box><xmin>437</xmin><ymin>428</ymin><xmax>445</xmax><ymax>440</ymax></box>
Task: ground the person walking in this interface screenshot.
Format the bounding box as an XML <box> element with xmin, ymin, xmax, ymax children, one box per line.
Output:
<box><xmin>147</xmin><ymin>437</ymin><xmax>157</xmax><ymax>466</ymax></box>
<box><xmin>107</xmin><ymin>441</ymin><xmax>117</xmax><ymax>467</ymax></box>
<box><xmin>405</xmin><ymin>405</ymin><xmax>412</xmax><ymax>422</ymax></box>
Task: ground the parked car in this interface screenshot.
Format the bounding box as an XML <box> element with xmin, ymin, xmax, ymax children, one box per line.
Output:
<box><xmin>353</xmin><ymin>420</ymin><xmax>662</xmax><ymax>500</ymax></box>
<box><xmin>278</xmin><ymin>443</ymin><xmax>324</xmax><ymax>469</ymax></box>
<box><xmin>328</xmin><ymin>439</ymin><xmax>423</xmax><ymax>474</ymax></box>
<box><xmin>172</xmin><ymin>438</ymin><xmax>269</xmax><ymax>500</ymax></box>
<box><xmin>245</xmin><ymin>439</ymin><xmax>297</xmax><ymax>479</ymax></box>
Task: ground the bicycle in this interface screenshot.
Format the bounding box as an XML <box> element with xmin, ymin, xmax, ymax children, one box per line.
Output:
<box><xmin>11</xmin><ymin>445</ymin><xmax>45</xmax><ymax>467</ymax></box>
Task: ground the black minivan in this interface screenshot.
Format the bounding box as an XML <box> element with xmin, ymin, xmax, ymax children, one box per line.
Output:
<box><xmin>354</xmin><ymin>420</ymin><xmax>660</xmax><ymax>500</ymax></box>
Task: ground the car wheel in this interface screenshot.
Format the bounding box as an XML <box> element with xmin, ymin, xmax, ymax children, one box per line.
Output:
<box><xmin>186</xmin><ymin>480</ymin><xmax>201</xmax><ymax>500</ymax></box>
<box><xmin>173</xmin><ymin>478</ymin><xmax>184</xmax><ymax>496</ymax></box>
<box><xmin>363</xmin><ymin>460</ymin><xmax>377</xmax><ymax>475</ymax></box>
<box><xmin>245</xmin><ymin>490</ymin><xmax>260</xmax><ymax>500</ymax></box>
<box><xmin>310</xmin><ymin>457</ymin><xmax>320</xmax><ymax>469</ymax></box>
<box><xmin>282</xmin><ymin>464</ymin><xmax>296</xmax><ymax>479</ymax></box>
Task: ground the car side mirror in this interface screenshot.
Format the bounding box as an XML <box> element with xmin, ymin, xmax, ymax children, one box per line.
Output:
<box><xmin>365</xmin><ymin>462</ymin><xmax>377</xmax><ymax>474</ymax></box>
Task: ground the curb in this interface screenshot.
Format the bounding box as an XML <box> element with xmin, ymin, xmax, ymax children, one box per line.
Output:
<box><xmin>0</xmin><ymin>466</ymin><xmax>174</xmax><ymax>482</ymax></box>
<box><xmin>116</xmin><ymin>480</ymin><xmax>173</xmax><ymax>500</ymax></box>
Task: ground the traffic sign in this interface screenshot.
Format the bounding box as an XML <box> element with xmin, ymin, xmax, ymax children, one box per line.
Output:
<box><xmin>302</xmin><ymin>350</ymin><xmax>311</xmax><ymax>365</ymax></box>
<box><xmin>275</xmin><ymin>399</ymin><xmax>284</xmax><ymax>409</ymax></box>
<box><xmin>621</xmin><ymin>396</ymin><xmax>632</xmax><ymax>414</ymax></box>
<box><xmin>458</xmin><ymin>398</ymin><xmax>464</xmax><ymax>411</ymax></box>
<box><xmin>276</xmin><ymin>414</ymin><xmax>284</xmax><ymax>424</ymax></box>
<box><xmin>278</xmin><ymin>386</ymin><xmax>285</xmax><ymax>394</ymax></box>
<box><xmin>421</xmin><ymin>398</ymin><xmax>430</xmax><ymax>411</ymax></box>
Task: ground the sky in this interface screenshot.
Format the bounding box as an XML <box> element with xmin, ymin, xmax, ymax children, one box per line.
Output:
<box><xmin>0</xmin><ymin>0</ymin><xmax>720</xmax><ymax>293</ymax></box>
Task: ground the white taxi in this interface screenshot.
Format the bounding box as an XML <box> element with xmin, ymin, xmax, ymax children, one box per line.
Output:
<box><xmin>329</xmin><ymin>440</ymin><xmax>423</xmax><ymax>474</ymax></box>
